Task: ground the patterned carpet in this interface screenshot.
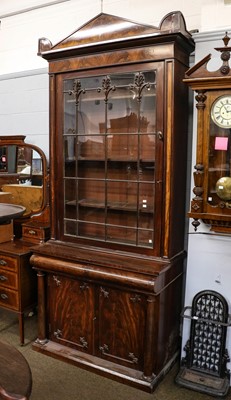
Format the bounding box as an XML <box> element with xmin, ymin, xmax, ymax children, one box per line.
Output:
<box><xmin>0</xmin><ymin>309</ymin><xmax>230</xmax><ymax>400</ymax></box>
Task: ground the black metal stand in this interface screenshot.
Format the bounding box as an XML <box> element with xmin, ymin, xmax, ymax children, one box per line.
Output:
<box><xmin>176</xmin><ymin>290</ymin><xmax>231</xmax><ymax>397</ymax></box>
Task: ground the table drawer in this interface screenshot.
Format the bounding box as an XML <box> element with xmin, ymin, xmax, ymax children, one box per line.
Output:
<box><xmin>0</xmin><ymin>287</ymin><xmax>18</xmax><ymax>310</ymax></box>
<box><xmin>0</xmin><ymin>255</ymin><xmax>17</xmax><ymax>272</ymax></box>
<box><xmin>0</xmin><ymin>269</ymin><xmax>17</xmax><ymax>290</ymax></box>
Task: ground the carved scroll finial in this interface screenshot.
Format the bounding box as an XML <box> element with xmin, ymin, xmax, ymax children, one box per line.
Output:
<box><xmin>38</xmin><ymin>37</ymin><xmax>52</xmax><ymax>56</ymax></box>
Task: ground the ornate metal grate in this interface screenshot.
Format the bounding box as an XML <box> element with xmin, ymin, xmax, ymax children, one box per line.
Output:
<box><xmin>190</xmin><ymin>291</ymin><xmax>228</xmax><ymax>375</ymax></box>
<box><xmin>176</xmin><ymin>290</ymin><xmax>231</xmax><ymax>397</ymax></box>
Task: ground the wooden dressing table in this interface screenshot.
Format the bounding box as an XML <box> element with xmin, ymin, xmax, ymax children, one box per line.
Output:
<box><xmin>0</xmin><ymin>136</ymin><xmax>50</xmax><ymax>345</ymax></box>
<box><xmin>0</xmin><ymin>204</ymin><xmax>34</xmax><ymax>346</ymax></box>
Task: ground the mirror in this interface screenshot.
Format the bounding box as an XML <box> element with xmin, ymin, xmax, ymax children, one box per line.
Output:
<box><xmin>0</xmin><ymin>136</ymin><xmax>48</xmax><ymax>218</ymax></box>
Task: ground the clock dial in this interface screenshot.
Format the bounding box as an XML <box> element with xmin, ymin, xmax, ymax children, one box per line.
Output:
<box><xmin>211</xmin><ymin>95</ymin><xmax>231</xmax><ymax>128</ymax></box>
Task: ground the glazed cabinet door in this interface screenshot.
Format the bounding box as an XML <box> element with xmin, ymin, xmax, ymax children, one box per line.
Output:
<box><xmin>47</xmin><ymin>274</ymin><xmax>95</xmax><ymax>353</ymax></box>
<box><xmin>96</xmin><ymin>285</ymin><xmax>146</xmax><ymax>370</ymax></box>
<box><xmin>55</xmin><ymin>63</ymin><xmax>164</xmax><ymax>255</ymax></box>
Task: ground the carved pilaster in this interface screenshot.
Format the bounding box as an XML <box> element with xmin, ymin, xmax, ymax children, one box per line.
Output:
<box><xmin>193</xmin><ymin>90</ymin><xmax>206</xmax><ymax>203</ymax></box>
<box><xmin>189</xmin><ymin>90</ymin><xmax>206</xmax><ymax>230</ymax></box>
<box><xmin>191</xmin><ymin>163</ymin><xmax>204</xmax><ymax>210</ymax></box>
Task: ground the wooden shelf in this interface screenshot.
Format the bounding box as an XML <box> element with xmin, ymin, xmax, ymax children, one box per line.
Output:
<box><xmin>66</xmin><ymin>199</ymin><xmax>154</xmax><ymax>213</ymax></box>
<box><xmin>65</xmin><ymin>158</ymin><xmax>155</xmax><ymax>163</ymax></box>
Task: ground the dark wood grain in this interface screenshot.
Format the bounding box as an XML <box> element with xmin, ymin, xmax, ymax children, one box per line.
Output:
<box><xmin>0</xmin><ymin>340</ymin><xmax>32</xmax><ymax>399</ymax></box>
<box><xmin>32</xmin><ymin>11</ymin><xmax>194</xmax><ymax>392</ymax></box>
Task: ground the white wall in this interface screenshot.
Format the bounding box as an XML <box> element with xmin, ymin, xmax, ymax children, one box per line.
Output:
<box><xmin>0</xmin><ymin>70</ymin><xmax>49</xmax><ymax>156</ymax></box>
<box><xmin>1</xmin><ymin>0</ymin><xmax>231</xmax><ymax>76</ymax></box>
<box><xmin>181</xmin><ymin>30</ymin><xmax>231</xmax><ymax>381</ymax></box>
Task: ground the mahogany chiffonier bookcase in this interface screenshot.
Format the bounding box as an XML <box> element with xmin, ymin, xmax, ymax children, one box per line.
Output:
<box><xmin>31</xmin><ymin>11</ymin><xmax>194</xmax><ymax>391</ymax></box>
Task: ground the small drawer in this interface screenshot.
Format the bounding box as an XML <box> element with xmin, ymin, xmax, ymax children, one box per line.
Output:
<box><xmin>0</xmin><ymin>255</ymin><xmax>17</xmax><ymax>272</ymax></box>
<box><xmin>0</xmin><ymin>287</ymin><xmax>18</xmax><ymax>310</ymax></box>
<box><xmin>0</xmin><ymin>269</ymin><xmax>17</xmax><ymax>290</ymax></box>
<box><xmin>22</xmin><ymin>225</ymin><xmax>50</xmax><ymax>244</ymax></box>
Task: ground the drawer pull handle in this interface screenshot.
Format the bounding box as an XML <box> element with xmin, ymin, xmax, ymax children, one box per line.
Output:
<box><xmin>0</xmin><ymin>275</ymin><xmax>7</xmax><ymax>281</ymax></box>
<box><xmin>0</xmin><ymin>260</ymin><xmax>7</xmax><ymax>266</ymax></box>
<box><xmin>29</xmin><ymin>230</ymin><xmax>36</xmax><ymax>235</ymax></box>
<box><xmin>0</xmin><ymin>294</ymin><xmax>8</xmax><ymax>300</ymax></box>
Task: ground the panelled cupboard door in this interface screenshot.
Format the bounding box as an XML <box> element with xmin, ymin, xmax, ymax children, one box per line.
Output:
<box><xmin>96</xmin><ymin>285</ymin><xmax>146</xmax><ymax>370</ymax></box>
<box><xmin>47</xmin><ymin>274</ymin><xmax>95</xmax><ymax>353</ymax></box>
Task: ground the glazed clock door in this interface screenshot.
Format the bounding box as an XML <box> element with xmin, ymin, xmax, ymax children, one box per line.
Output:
<box><xmin>48</xmin><ymin>274</ymin><xmax>95</xmax><ymax>353</ymax></box>
<box><xmin>57</xmin><ymin>63</ymin><xmax>164</xmax><ymax>254</ymax></box>
<box><xmin>96</xmin><ymin>285</ymin><xmax>146</xmax><ymax>370</ymax></box>
<box><xmin>206</xmin><ymin>91</ymin><xmax>231</xmax><ymax>216</ymax></box>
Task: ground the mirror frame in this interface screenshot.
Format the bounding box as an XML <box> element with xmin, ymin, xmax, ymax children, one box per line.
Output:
<box><xmin>0</xmin><ymin>135</ymin><xmax>49</xmax><ymax>219</ymax></box>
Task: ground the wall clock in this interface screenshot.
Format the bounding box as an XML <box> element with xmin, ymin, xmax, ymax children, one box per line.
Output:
<box><xmin>184</xmin><ymin>32</ymin><xmax>231</xmax><ymax>233</ymax></box>
<box><xmin>211</xmin><ymin>94</ymin><xmax>231</xmax><ymax>128</ymax></box>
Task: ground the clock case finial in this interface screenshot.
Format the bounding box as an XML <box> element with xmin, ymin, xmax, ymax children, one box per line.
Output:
<box><xmin>184</xmin><ymin>32</ymin><xmax>231</xmax><ymax>85</ymax></box>
<box><xmin>215</xmin><ymin>32</ymin><xmax>231</xmax><ymax>75</ymax></box>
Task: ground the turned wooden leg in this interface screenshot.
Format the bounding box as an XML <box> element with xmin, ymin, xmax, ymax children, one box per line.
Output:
<box><xmin>36</xmin><ymin>270</ymin><xmax>48</xmax><ymax>345</ymax></box>
<box><xmin>18</xmin><ymin>312</ymin><xmax>24</xmax><ymax>346</ymax></box>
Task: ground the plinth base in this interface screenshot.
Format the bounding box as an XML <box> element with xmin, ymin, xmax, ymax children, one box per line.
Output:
<box><xmin>176</xmin><ymin>367</ymin><xmax>230</xmax><ymax>397</ymax></box>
